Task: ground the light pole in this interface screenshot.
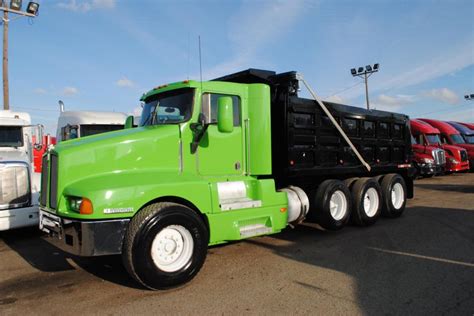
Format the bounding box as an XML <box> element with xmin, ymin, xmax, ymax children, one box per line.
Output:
<box><xmin>350</xmin><ymin>63</ymin><xmax>379</xmax><ymax>110</ymax></box>
<box><xmin>0</xmin><ymin>1</ymin><xmax>39</xmax><ymax>110</ymax></box>
<box><xmin>465</xmin><ymin>94</ymin><xmax>474</xmax><ymax>101</ymax></box>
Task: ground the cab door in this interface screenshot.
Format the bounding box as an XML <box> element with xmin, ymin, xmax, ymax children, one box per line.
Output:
<box><xmin>197</xmin><ymin>92</ymin><xmax>243</xmax><ymax>176</ymax></box>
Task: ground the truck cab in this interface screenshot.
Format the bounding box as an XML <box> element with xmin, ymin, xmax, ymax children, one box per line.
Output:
<box><xmin>56</xmin><ymin>111</ymin><xmax>127</xmax><ymax>142</ymax></box>
<box><xmin>447</xmin><ymin>121</ymin><xmax>474</xmax><ymax>145</ymax></box>
<box><xmin>419</xmin><ymin>119</ymin><xmax>473</xmax><ymax>171</ymax></box>
<box><xmin>0</xmin><ymin>110</ymin><xmax>41</xmax><ymax>230</ymax></box>
<box><xmin>409</xmin><ymin>119</ymin><xmax>446</xmax><ymax>177</ymax></box>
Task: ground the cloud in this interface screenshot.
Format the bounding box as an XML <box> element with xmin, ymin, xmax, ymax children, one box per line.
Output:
<box><xmin>377</xmin><ymin>45</ymin><xmax>473</xmax><ymax>93</ymax></box>
<box><xmin>131</xmin><ymin>106</ymin><xmax>142</xmax><ymax>117</ymax></box>
<box><xmin>116</xmin><ymin>77</ymin><xmax>134</xmax><ymax>88</ymax></box>
<box><xmin>34</xmin><ymin>88</ymin><xmax>47</xmax><ymax>95</ymax></box>
<box><xmin>57</xmin><ymin>0</ymin><xmax>115</xmax><ymax>13</ymax></box>
<box><xmin>200</xmin><ymin>0</ymin><xmax>312</xmax><ymax>79</ymax></box>
<box><xmin>62</xmin><ymin>86</ymin><xmax>79</xmax><ymax>96</ymax></box>
<box><xmin>422</xmin><ymin>88</ymin><xmax>460</xmax><ymax>105</ymax></box>
<box><xmin>434</xmin><ymin>107</ymin><xmax>474</xmax><ymax>122</ymax></box>
<box><xmin>372</xmin><ymin>94</ymin><xmax>416</xmax><ymax>111</ymax></box>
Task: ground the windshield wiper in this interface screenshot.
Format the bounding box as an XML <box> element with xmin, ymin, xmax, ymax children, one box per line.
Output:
<box><xmin>142</xmin><ymin>102</ymin><xmax>159</xmax><ymax>126</ymax></box>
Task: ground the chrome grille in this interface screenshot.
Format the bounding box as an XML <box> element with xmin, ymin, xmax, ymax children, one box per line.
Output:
<box><xmin>460</xmin><ymin>150</ymin><xmax>468</xmax><ymax>162</ymax></box>
<box><xmin>0</xmin><ymin>162</ymin><xmax>31</xmax><ymax>210</ymax></box>
<box><xmin>40</xmin><ymin>155</ymin><xmax>48</xmax><ymax>206</ymax></box>
<box><xmin>432</xmin><ymin>149</ymin><xmax>446</xmax><ymax>165</ymax></box>
<box><xmin>49</xmin><ymin>155</ymin><xmax>58</xmax><ymax>210</ymax></box>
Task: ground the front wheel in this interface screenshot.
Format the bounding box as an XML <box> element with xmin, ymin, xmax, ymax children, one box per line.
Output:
<box><xmin>122</xmin><ymin>202</ymin><xmax>208</xmax><ymax>290</ymax></box>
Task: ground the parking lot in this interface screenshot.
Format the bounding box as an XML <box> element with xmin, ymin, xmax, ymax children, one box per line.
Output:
<box><xmin>0</xmin><ymin>173</ymin><xmax>473</xmax><ymax>315</ymax></box>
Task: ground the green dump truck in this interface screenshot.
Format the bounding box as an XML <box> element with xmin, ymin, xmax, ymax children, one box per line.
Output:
<box><xmin>39</xmin><ymin>69</ymin><xmax>414</xmax><ymax>290</ymax></box>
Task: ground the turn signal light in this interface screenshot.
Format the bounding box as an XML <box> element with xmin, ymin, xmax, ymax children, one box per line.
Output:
<box><xmin>80</xmin><ymin>198</ymin><xmax>94</xmax><ymax>215</ymax></box>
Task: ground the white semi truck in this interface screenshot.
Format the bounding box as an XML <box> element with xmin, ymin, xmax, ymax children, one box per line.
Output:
<box><xmin>0</xmin><ymin>110</ymin><xmax>41</xmax><ymax>230</ymax></box>
<box><xmin>56</xmin><ymin>110</ymin><xmax>127</xmax><ymax>142</ymax></box>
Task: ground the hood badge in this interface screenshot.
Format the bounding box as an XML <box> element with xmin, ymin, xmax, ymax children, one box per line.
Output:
<box><xmin>104</xmin><ymin>207</ymin><xmax>134</xmax><ymax>214</ymax></box>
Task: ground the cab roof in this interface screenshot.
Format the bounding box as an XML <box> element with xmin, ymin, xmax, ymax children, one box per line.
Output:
<box><xmin>448</xmin><ymin>121</ymin><xmax>474</xmax><ymax>135</ymax></box>
<box><xmin>410</xmin><ymin>119</ymin><xmax>440</xmax><ymax>134</ymax></box>
<box><xmin>418</xmin><ymin>118</ymin><xmax>459</xmax><ymax>134</ymax></box>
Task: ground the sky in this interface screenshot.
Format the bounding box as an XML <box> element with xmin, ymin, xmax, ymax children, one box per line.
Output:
<box><xmin>4</xmin><ymin>0</ymin><xmax>474</xmax><ymax>134</ymax></box>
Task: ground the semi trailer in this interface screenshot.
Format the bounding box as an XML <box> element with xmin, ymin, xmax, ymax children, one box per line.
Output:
<box><xmin>39</xmin><ymin>69</ymin><xmax>414</xmax><ymax>290</ymax></box>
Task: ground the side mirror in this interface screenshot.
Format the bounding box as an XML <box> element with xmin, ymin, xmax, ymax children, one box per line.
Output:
<box><xmin>125</xmin><ymin>116</ymin><xmax>134</xmax><ymax>129</ymax></box>
<box><xmin>217</xmin><ymin>96</ymin><xmax>234</xmax><ymax>133</ymax></box>
<box><xmin>190</xmin><ymin>113</ymin><xmax>209</xmax><ymax>154</ymax></box>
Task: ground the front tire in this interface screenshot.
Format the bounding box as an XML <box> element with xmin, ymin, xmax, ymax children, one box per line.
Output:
<box><xmin>122</xmin><ymin>202</ymin><xmax>208</xmax><ymax>290</ymax></box>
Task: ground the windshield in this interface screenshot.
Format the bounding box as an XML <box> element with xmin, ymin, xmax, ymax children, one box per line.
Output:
<box><xmin>463</xmin><ymin>134</ymin><xmax>474</xmax><ymax>144</ymax></box>
<box><xmin>140</xmin><ymin>88</ymin><xmax>195</xmax><ymax>126</ymax></box>
<box><xmin>426</xmin><ymin>134</ymin><xmax>441</xmax><ymax>145</ymax></box>
<box><xmin>0</xmin><ymin>126</ymin><xmax>23</xmax><ymax>147</ymax></box>
<box><xmin>80</xmin><ymin>124</ymin><xmax>124</xmax><ymax>137</ymax></box>
<box><xmin>450</xmin><ymin>134</ymin><xmax>465</xmax><ymax>144</ymax></box>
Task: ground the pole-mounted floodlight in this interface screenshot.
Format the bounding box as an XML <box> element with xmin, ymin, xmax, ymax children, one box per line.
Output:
<box><xmin>350</xmin><ymin>63</ymin><xmax>380</xmax><ymax>110</ymax></box>
<box><xmin>0</xmin><ymin>1</ymin><xmax>39</xmax><ymax>110</ymax></box>
<box><xmin>9</xmin><ymin>0</ymin><xmax>21</xmax><ymax>10</ymax></box>
<box><xmin>26</xmin><ymin>1</ymin><xmax>38</xmax><ymax>15</ymax></box>
<box><xmin>465</xmin><ymin>94</ymin><xmax>474</xmax><ymax>101</ymax></box>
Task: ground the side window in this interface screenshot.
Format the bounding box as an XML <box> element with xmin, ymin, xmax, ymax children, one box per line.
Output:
<box><xmin>201</xmin><ymin>93</ymin><xmax>241</xmax><ymax>126</ymax></box>
<box><xmin>418</xmin><ymin>134</ymin><xmax>424</xmax><ymax>145</ymax></box>
<box><xmin>342</xmin><ymin>118</ymin><xmax>359</xmax><ymax>136</ymax></box>
<box><xmin>61</xmin><ymin>125</ymin><xmax>78</xmax><ymax>141</ymax></box>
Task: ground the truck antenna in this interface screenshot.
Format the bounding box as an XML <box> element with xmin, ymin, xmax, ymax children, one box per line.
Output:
<box><xmin>199</xmin><ymin>35</ymin><xmax>203</xmax><ymax>90</ymax></box>
<box><xmin>58</xmin><ymin>100</ymin><xmax>65</xmax><ymax>112</ymax></box>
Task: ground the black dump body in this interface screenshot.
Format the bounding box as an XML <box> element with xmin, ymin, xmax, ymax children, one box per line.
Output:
<box><xmin>214</xmin><ymin>69</ymin><xmax>413</xmax><ymax>190</ymax></box>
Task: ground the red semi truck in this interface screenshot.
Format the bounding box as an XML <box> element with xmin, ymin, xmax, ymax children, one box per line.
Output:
<box><xmin>409</xmin><ymin>119</ymin><xmax>446</xmax><ymax>176</ymax></box>
<box><xmin>410</xmin><ymin>119</ymin><xmax>469</xmax><ymax>173</ymax></box>
<box><xmin>419</xmin><ymin>119</ymin><xmax>473</xmax><ymax>171</ymax></box>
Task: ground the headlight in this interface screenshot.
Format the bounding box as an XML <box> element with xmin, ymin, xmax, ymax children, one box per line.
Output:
<box><xmin>448</xmin><ymin>157</ymin><xmax>459</xmax><ymax>164</ymax></box>
<box><xmin>67</xmin><ymin>196</ymin><xmax>93</xmax><ymax>214</ymax></box>
<box><xmin>421</xmin><ymin>158</ymin><xmax>434</xmax><ymax>164</ymax></box>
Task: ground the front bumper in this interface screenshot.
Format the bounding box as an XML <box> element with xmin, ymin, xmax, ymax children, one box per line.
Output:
<box><xmin>447</xmin><ymin>161</ymin><xmax>470</xmax><ymax>172</ymax></box>
<box><xmin>39</xmin><ymin>209</ymin><xmax>130</xmax><ymax>256</ymax></box>
<box><xmin>0</xmin><ymin>205</ymin><xmax>39</xmax><ymax>231</ymax></box>
<box><xmin>417</xmin><ymin>163</ymin><xmax>444</xmax><ymax>176</ymax></box>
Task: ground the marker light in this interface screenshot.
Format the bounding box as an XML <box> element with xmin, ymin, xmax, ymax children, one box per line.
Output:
<box><xmin>80</xmin><ymin>198</ymin><xmax>94</xmax><ymax>215</ymax></box>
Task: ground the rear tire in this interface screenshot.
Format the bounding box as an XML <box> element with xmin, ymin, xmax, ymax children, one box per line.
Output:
<box><xmin>309</xmin><ymin>179</ymin><xmax>352</xmax><ymax>230</ymax></box>
<box><xmin>122</xmin><ymin>202</ymin><xmax>208</xmax><ymax>290</ymax></box>
<box><xmin>380</xmin><ymin>174</ymin><xmax>407</xmax><ymax>218</ymax></box>
<box><xmin>351</xmin><ymin>177</ymin><xmax>382</xmax><ymax>226</ymax></box>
